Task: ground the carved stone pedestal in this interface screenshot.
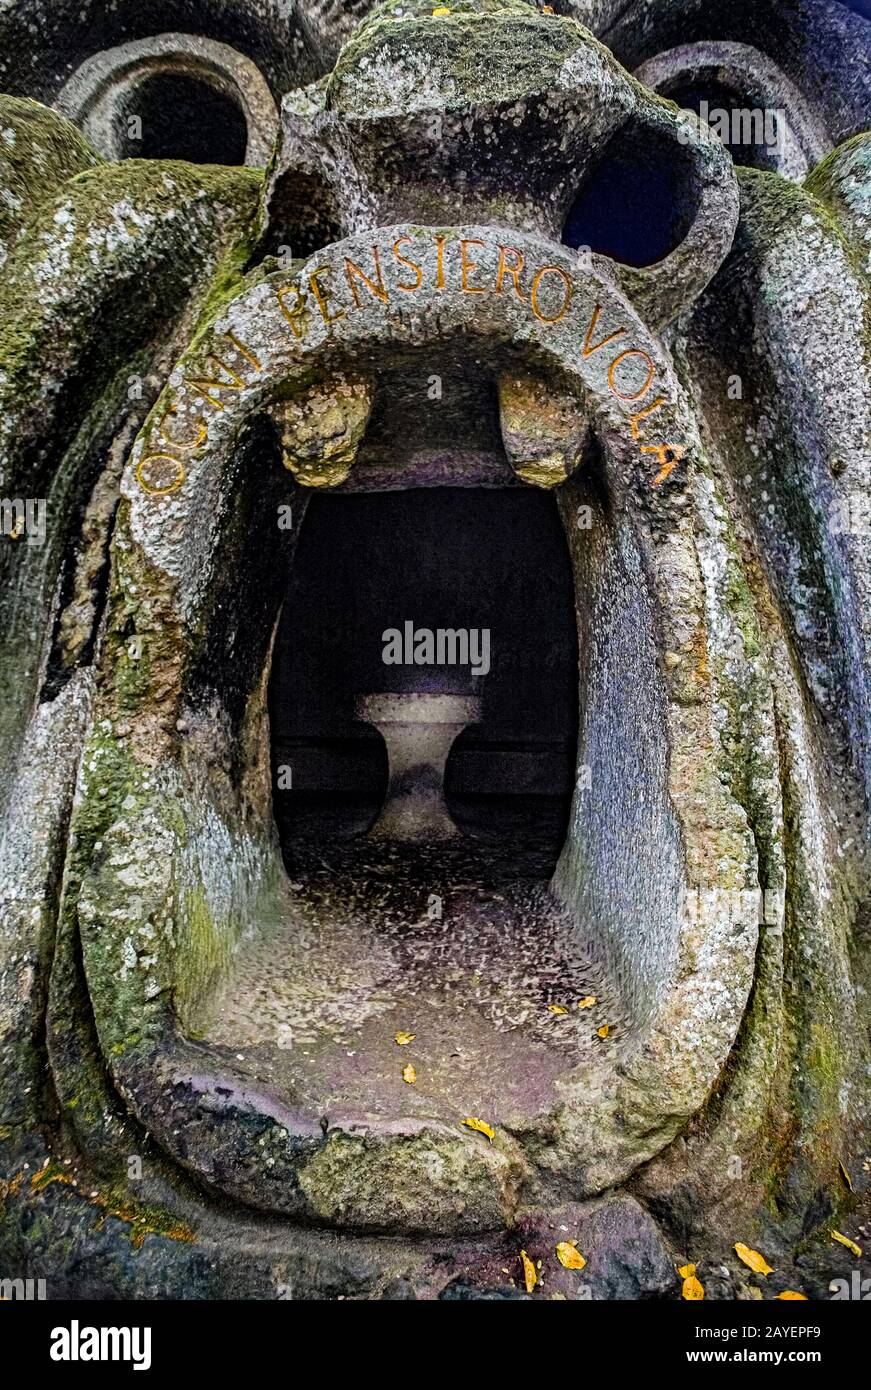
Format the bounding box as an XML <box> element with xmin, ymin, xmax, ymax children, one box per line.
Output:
<box><xmin>355</xmin><ymin>692</ymin><xmax>480</xmax><ymax>841</ymax></box>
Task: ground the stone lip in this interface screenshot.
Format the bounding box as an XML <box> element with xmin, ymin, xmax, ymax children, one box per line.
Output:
<box><xmin>633</xmin><ymin>39</ymin><xmax>831</xmax><ymax>182</ymax></box>
<box><xmin>123</xmin><ymin>1044</ymin><xmax>531</xmax><ymax>1237</ymax></box>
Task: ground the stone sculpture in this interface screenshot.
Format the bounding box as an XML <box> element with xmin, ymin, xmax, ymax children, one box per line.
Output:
<box><xmin>0</xmin><ymin>0</ymin><xmax>869</xmax><ymax>1301</ymax></box>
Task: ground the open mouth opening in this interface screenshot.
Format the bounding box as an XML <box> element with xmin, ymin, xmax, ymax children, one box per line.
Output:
<box><xmin>127</xmin><ymin>71</ymin><xmax>249</xmax><ymax>165</ymax></box>
<box><xmin>200</xmin><ymin>482</ymin><xmax>627</xmax><ymax>1127</ymax></box>
<box><xmin>86</xmin><ymin>283</ymin><xmax>708</xmax><ymax>1229</ymax></box>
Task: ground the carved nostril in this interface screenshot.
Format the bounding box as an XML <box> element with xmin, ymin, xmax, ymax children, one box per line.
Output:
<box><xmin>56</xmin><ymin>34</ymin><xmax>280</xmax><ymax>167</ymax></box>
<box><xmin>561</xmin><ymin>123</ymin><xmax>702</xmax><ymax>268</ymax></box>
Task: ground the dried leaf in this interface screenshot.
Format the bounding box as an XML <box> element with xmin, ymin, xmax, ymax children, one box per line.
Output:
<box><xmin>677</xmin><ymin>1263</ymin><xmax>696</xmax><ymax>1278</ymax></box>
<box><xmin>520</xmin><ymin>1249</ymin><xmax>537</xmax><ymax>1294</ymax></box>
<box><xmin>777</xmin><ymin>1291</ymin><xmax>807</xmax><ymax>1300</ymax></box>
<box><xmin>547</xmin><ymin>1004</ymin><xmax>569</xmax><ymax>1015</ymax></box>
<box><xmin>463</xmin><ymin>1116</ymin><xmax>495</xmax><ymax>1142</ymax></box>
<box><xmin>402</xmin><ymin>1064</ymin><xmax>417</xmax><ymax>1084</ymax></box>
<box><xmin>394</xmin><ymin>1031</ymin><xmax>415</xmax><ymax>1046</ymax></box>
<box><xmin>682</xmin><ymin>1273</ymin><xmax>705</xmax><ymax>1300</ymax></box>
<box><xmin>734</xmin><ymin>1243</ymin><xmax>773</xmax><ymax>1275</ymax></box>
<box><xmin>556</xmin><ymin>1241</ymin><xmax>587</xmax><ymax>1270</ymax></box>
<box><xmin>597</xmin><ymin>1024</ymin><xmax>610</xmax><ymax>1039</ymax></box>
<box><xmin>831</xmin><ymin>1230</ymin><xmax>862</xmax><ymax>1257</ymax></box>
<box><xmin>577</xmin><ymin>996</ymin><xmax>597</xmax><ymax>1009</ymax></box>
<box><xmin>839</xmin><ymin>1161</ymin><xmax>854</xmax><ymax>1193</ymax></box>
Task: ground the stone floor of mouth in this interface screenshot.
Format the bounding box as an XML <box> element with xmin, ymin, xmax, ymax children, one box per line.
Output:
<box><xmin>201</xmin><ymin>798</ymin><xmax>626</xmax><ymax>1128</ymax></box>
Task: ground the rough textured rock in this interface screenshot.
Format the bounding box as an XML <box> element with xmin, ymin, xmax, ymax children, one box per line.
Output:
<box><xmin>0</xmin><ymin>96</ymin><xmax>101</xmax><ymax>269</ymax></box>
<box><xmin>0</xmin><ymin>0</ymin><xmax>869</xmax><ymax>1302</ymax></box>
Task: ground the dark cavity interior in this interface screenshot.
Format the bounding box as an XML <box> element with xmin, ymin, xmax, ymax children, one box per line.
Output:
<box><xmin>270</xmin><ymin>486</ymin><xmax>579</xmax><ymax>861</ymax></box>
<box><xmin>123</xmin><ymin>71</ymin><xmax>248</xmax><ymax>164</ymax></box>
<box><xmin>660</xmin><ymin>78</ymin><xmax>784</xmax><ymax>171</ymax></box>
<box><xmin>562</xmin><ymin>124</ymin><xmax>700</xmax><ymax>265</ymax></box>
<box><xmin>201</xmin><ymin>485</ymin><xmax>622</xmax><ymax>1122</ymax></box>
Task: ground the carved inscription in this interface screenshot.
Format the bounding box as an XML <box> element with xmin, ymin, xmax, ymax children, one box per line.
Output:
<box><xmin>137</xmin><ymin>232</ymin><xmax>684</xmax><ymax>494</ymax></box>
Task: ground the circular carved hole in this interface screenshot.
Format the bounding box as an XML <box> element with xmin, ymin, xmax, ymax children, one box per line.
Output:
<box><xmin>562</xmin><ymin>125</ymin><xmax>700</xmax><ymax>268</ymax></box>
<box><xmin>661</xmin><ymin>78</ymin><xmax>784</xmax><ymax>172</ymax></box>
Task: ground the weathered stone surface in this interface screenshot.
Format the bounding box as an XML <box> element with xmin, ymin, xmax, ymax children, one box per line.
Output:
<box><xmin>513</xmin><ymin>1197</ymin><xmax>677</xmax><ymax>1299</ymax></box>
<box><xmin>634</xmin><ymin>39</ymin><xmax>831</xmax><ymax>181</ymax></box>
<box><xmin>272</xmin><ymin>375</ymin><xmax>373</xmax><ymax>486</ymax></box>
<box><xmin>0</xmin><ymin>1</ymin><xmax>325</xmax><ymax>105</ymax></box>
<box><xmin>806</xmin><ymin>132</ymin><xmax>871</xmax><ymax>278</ymax></box>
<box><xmin>298</xmin><ymin>1118</ymin><xmax>529</xmax><ymax>1235</ymax></box>
<box><xmin>0</xmin><ymin>0</ymin><xmax>869</xmax><ymax>1304</ymax></box>
<box><xmin>263</xmin><ymin>0</ymin><xmax>740</xmax><ymax>329</ymax></box>
<box><xmin>0</xmin><ymin>96</ymin><xmax>101</xmax><ymax>269</ymax></box>
<box><xmin>498</xmin><ymin>369</ymin><xmax>589</xmax><ymax>487</ymax></box>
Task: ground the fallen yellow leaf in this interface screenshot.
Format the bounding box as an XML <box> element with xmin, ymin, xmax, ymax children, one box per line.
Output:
<box><xmin>547</xmin><ymin>1004</ymin><xmax>569</xmax><ymax>1015</ymax></box>
<box><xmin>777</xmin><ymin>1291</ymin><xmax>807</xmax><ymax>1300</ymax></box>
<box><xmin>831</xmin><ymin>1230</ymin><xmax>862</xmax><ymax>1257</ymax></box>
<box><xmin>597</xmin><ymin>1024</ymin><xmax>610</xmax><ymax>1039</ymax></box>
<box><xmin>839</xmin><ymin>1161</ymin><xmax>854</xmax><ymax>1193</ymax></box>
<box><xmin>394</xmin><ymin>1031</ymin><xmax>415</xmax><ymax>1046</ymax></box>
<box><xmin>520</xmin><ymin>1249</ymin><xmax>537</xmax><ymax>1294</ymax></box>
<box><xmin>677</xmin><ymin>1263</ymin><xmax>696</xmax><ymax>1278</ymax></box>
<box><xmin>735</xmin><ymin>1243</ymin><xmax>773</xmax><ymax>1275</ymax></box>
<box><xmin>577</xmin><ymin>996</ymin><xmax>597</xmax><ymax>1009</ymax></box>
<box><xmin>402</xmin><ymin>1064</ymin><xmax>417</xmax><ymax>1084</ymax></box>
<box><xmin>556</xmin><ymin>1241</ymin><xmax>587</xmax><ymax>1270</ymax></box>
<box><xmin>432</xmin><ymin>5</ymin><xmax>451</xmax><ymax>13</ymax></box>
<box><xmin>682</xmin><ymin>1273</ymin><xmax>704</xmax><ymax>1300</ymax></box>
<box><xmin>463</xmin><ymin>1116</ymin><xmax>495</xmax><ymax>1142</ymax></box>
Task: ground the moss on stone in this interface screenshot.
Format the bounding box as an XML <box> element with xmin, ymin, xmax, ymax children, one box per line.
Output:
<box><xmin>86</xmin><ymin>1188</ymin><xmax>196</xmax><ymax>1250</ymax></box>
<box><xmin>0</xmin><ymin>96</ymin><xmax>101</xmax><ymax>260</ymax></box>
<box><xmin>329</xmin><ymin>1</ymin><xmax>587</xmax><ymax>114</ymax></box>
<box><xmin>173</xmin><ymin>886</ymin><xmax>230</xmax><ymax>1036</ymax></box>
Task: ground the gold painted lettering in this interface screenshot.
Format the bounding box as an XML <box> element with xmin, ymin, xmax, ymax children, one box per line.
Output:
<box><xmin>642</xmin><ymin>442</ymin><xmax>685</xmax><ymax>487</ymax></box>
<box><xmin>583</xmin><ymin>303</ymin><xmax>626</xmax><ymax>358</ymax></box>
<box><xmin>154</xmin><ymin>408</ymin><xmax>208</xmax><ymax>452</ymax></box>
<box><xmin>494</xmin><ymin>245</ymin><xmax>525</xmax><ymax>301</ymax></box>
<box><xmin>460</xmin><ymin>238</ymin><xmax>486</xmax><ymax>293</ymax></box>
<box><xmin>276</xmin><ymin>284</ymin><xmax>307</xmax><ymax>339</ymax></box>
<box><xmin>608</xmin><ymin>348</ymin><xmax>655</xmax><ymax>402</ymax></box>
<box><xmin>434</xmin><ymin>235</ymin><xmax>447</xmax><ymax>290</ymax></box>
<box><xmin>224</xmin><ymin>331</ymin><xmax>262</xmax><ymax>373</ymax></box>
<box><xmin>344</xmin><ymin>248</ymin><xmax>389</xmax><ymax>307</ymax></box>
<box><xmin>136</xmin><ymin>454</ymin><xmax>186</xmax><ymax>496</ymax></box>
<box><xmin>393</xmin><ymin>236</ymin><xmax>424</xmax><ymax>291</ymax></box>
<box><xmin>530</xmin><ymin>265</ymin><xmax>573</xmax><ymax>324</ymax></box>
<box><xmin>308</xmin><ymin>267</ymin><xmax>346</xmax><ymax>325</ymax></box>
<box><xmin>183</xmin><ymin>356</ymin><xmax>247</xmax><ymax>412</ymax></box>
<box><xmin>629</xmin><ymin>396</ymin><xmax>665</xmax><ymax>440</ymax></box>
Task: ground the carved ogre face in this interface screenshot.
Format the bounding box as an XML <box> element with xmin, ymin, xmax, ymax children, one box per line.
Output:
<box><xmin>1</xmin><ymin>0</ymin><xmax>870</xmax><ymax>1300</ymax></box>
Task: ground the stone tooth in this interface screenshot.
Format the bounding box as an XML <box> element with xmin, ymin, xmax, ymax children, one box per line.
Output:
<box><xmin>271</xmin><ymin>376</ymin><xmax>372</xmax><ymax>488</ymax></box>
<box><xmin>497</xmin><ymin>369</ymin><xmax>588</xmax><ymax>488</ymax></box>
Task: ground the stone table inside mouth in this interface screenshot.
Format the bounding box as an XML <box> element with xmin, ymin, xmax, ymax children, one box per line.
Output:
<box><xmin>355</xmin><ymin>692</ymin><xmax>481</xmax><ymax>840</ymax></box>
